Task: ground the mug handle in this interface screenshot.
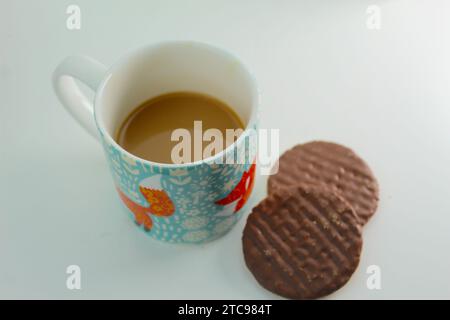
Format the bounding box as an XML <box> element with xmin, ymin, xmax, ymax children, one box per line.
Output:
<box><xmin>52</xmin><ymin>55</ymin><xmax>108</xmax><ymax>140</ymax></box>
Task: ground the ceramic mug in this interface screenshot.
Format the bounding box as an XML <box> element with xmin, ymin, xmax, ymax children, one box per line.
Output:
<box><xmin>52</xmin><ymin>41</ymin><xmax>258</xmax><ymax>244</ymax></box>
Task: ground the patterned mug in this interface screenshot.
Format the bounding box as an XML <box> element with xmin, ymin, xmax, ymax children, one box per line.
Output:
<box><xmin>53</xmin><ymin>41</ymin><xmax>259</xmax><ymax>244</ymax></box>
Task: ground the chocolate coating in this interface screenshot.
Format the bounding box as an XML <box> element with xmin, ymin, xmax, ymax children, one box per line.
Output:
<box><xmin>243</xmin><ymin>185</ymin><xmax>363</xmax><ymax>300</ymax></box>
<box><xmin>268</xmin><ymin>141</ymin><xmax>379</xmax><ymax>225</ymax></box>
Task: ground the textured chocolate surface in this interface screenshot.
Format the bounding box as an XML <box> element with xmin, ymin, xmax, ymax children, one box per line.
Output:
<box><xmin>242</xmin><ymin>185</ymin><xmax>363</xmax><ymax>300</ymax></box>
<box><xmin>268</xmin><ymin>141</ymin><xmax>379</xmax><ymax>225</ymax></box>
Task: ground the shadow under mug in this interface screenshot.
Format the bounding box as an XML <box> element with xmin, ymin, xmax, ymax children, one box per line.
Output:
<box><xmin>52</xmin><ymin>41</ymin><xmax>259</xmax><ymax>244</ymax></box>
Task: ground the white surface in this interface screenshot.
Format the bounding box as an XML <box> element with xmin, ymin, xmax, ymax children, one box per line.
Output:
<box><xmin>1</xmin><ymin>0</ymin><xmax>450</xmax><ymax>299</ymax></box>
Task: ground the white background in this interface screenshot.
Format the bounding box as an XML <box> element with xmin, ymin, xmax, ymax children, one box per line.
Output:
<box><xmin>1</xmin><ymin>0</ymin><xmax>450</xmax><ymax>299</ymax></box>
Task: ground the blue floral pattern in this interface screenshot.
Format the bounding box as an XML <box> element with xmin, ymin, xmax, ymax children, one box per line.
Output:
<box><xmin>100</xmin><ymin>130</ymin><xmax>257</xmax><ymax>244</ymax></box>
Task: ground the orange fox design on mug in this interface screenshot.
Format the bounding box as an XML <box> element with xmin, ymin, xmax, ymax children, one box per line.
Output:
<box><xmin>139</xmin><ymin>187</ymin><xmax>175</xmax><ymax>216</ymax></box>
<box><xmin>117</xmin><ymin>186</ymin><xmax>175</xmax><ymax>231</ymax></box>
<box><xmin>215</xmin><ymin>161</ymin><xmax>256</xmax><ymax>213</ymax></box>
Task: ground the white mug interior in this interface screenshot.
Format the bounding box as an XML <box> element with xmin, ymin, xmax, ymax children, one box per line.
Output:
<box><xmin>94</xmin><ymin>41</ymin><xmax>258</xmax><ymax>166</ymax></box>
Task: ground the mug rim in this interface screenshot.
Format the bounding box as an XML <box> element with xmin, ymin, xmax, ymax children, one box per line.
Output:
<box><xmin>93</xmin><ymin>40</ymin><xmax>259</xmax><ymax>169</ymax></box>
